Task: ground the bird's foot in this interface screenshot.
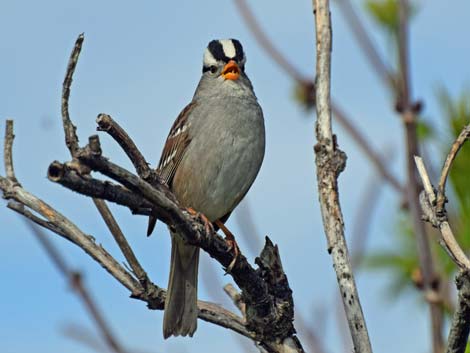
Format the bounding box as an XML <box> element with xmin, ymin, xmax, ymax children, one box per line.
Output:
<box><xmin>186</xmin><ymin>207</ymin><xmax>213</xmax><ymax>235</ymax></box>
<box><xmin>215</xmin><ymin>220</ymin><xmax>239</xmax><ymax>273</ymax></box>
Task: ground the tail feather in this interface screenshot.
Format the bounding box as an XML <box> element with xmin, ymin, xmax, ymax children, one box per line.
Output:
<box><xmin>163</xmin><ymin>233</ymin><xmax>199</xmax><ymax>338</ymax></box>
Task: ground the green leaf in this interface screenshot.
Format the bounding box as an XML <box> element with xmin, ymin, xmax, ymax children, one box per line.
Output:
<box><xmin>364</xmin><ymin>0</ymin><xmax>418</xmax><ymax>38</ymax></box>
<box><xmin>365</xmin><ymin>0</ymin><xmax>400</xmax><ymax>35</ymax></box>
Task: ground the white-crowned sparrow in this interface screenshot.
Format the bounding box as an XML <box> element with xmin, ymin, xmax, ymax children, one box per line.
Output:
<box><xmin>148</xmin><ymin>39</ymin><xmax>265</xmax><ymax>338</ymax></box>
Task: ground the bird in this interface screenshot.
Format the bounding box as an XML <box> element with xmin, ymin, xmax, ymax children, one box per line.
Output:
<box><xmin>147</xmin><ymin>38</ymin><xmax>265</xmax><ymax>339</ymax></box>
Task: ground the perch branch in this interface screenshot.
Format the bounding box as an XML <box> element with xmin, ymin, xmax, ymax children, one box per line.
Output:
<box><xmin>313</xmin><ymin>1</ymin><xmax>372</xmax><ymax>352</ymax></box>
<box><xmin>62</xmin><ymin>137</ymin><xmax>279</xmax><ymax>332</ymax></box>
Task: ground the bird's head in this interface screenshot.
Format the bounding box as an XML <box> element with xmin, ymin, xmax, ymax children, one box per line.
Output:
<box><xmin>197</xmin><ymin>39</ymin><xmax>254</xmax><ymax>97</ymax></box>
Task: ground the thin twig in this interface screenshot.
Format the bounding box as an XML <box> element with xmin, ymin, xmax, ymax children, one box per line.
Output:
<box><xmin>224</xmin><ymin>284</ymin><xmax>246</xmax><ymax>318</ymax></box>
<box><xmin>4</xmin><ymin>120</ymin><xmax>19</xmax><ymax>183</ymax></box>
<box><xmin>8</xmin><ymin>201</ymin><xmax>68</xmax><ymax>237</ymax></box>
<box><xmin>414</xmin><ymin>157</ymin><xmax>470</xmax><ymax>271</ymax></box>
<box><xmin>313</xmin><ymin>1</ymin><xmax>372</xmax><ymax>352</ymax></box>
<box><xmin>61</xmin><ymin>34</ymin><xmax>83</xmax><ymax>157</ymax></box>
<box><xmin>437</xmin><ymin>125</ymin><xmax>470</xmax><ymax>211</ymax></box>
<box><xmin>94</xmin><ymin>115</ymin><xmax>176</xmax><ymax>203</ymax></box>
<box><xmin>96</xmin><ymin>114</ymin><xmax>154</xmax><ymax>181</ymax></box>
<box><xmin>92</xmin><ymin>198</ymin><xmax>150</xmax><ymax>284</ymax></box>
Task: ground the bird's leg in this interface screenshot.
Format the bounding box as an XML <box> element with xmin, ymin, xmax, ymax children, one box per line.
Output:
<box><xmin>186</xmin><ymin>207</ymin><xmax>213</xmax><ymax>235</ymax></box>
<box><xmin>214</xmin><ymin>219</ymin><xmax>239</xmax><ymax>272</ymax></box>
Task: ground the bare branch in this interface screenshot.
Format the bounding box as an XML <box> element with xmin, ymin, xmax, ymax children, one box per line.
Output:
<box><xmin>47</xmin><ymin>161</ymin><xmax>153</xmax><ymax>215</ymax></box>
<box><xmin>61</xmin><ymin>34</ymin><xmax>83</xmax><ymax>157</ymax></box>
<box><xmin>1</xmin><ymin>174</ymin><xmax>139</xmax><ymax>291</ymax></box>
<box><xmin>414</xmin><ymin>160</ymin><xmax>470</xmax><ymax>270</ymax></box>
<box><xmin>224</xmin><ymin>284</ymin><xmax>246</xmax><ymax>318</ymax></box>
<box><xmin>96</xmin><ymin>114</ymin><xmax>156</xmax><ymax>182</ymax></box>
<box><xmin>313</xmin><ymin>1</ymin><xmax>372</xmax><ymax>351</ymax></box>
<box><xmin>8</xmin><ymin>201</ymin><xmax>68</xmax><ymax>237</ymax></box>
<box><xmin>4</xmin><ymin>119</ymin><xmax>19</xmax><ymax>183</ymax></box>
<box><xmin>415</xmin><ymin>130</ymin><xmax>470</xmax><ymax>271</ymax></box>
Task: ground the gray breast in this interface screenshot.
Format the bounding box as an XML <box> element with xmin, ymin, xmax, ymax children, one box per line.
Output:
<box><xmin>172</xmin><ymin>96</ymin><xmax>265</xmax><ymax>221</ymax></box>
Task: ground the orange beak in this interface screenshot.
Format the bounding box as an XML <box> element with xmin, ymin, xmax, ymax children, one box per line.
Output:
<box><xmin>221</xmin><ymin>60</ymin><xmax>240</xmax><ymax>80</ymax></box>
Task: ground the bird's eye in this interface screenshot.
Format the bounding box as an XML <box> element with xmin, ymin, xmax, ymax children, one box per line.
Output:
<box><xmin>209</xmin><ymin>66</ymin><xmax>217</xmax><ymax>74</ymax></box>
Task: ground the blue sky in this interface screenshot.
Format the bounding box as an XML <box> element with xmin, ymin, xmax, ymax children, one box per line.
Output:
<box><xmin>1</xmin><ymin>1</ymin><xmax>470</xmax><ymax>352</ymax></box>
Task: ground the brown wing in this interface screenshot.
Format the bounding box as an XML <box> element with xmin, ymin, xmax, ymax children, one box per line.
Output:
<box><xmin>157</xmin><ymin>102</ymin><xmax>195</xmax><ymax>186</ymax></box>
<box><xmin>147</xmin><ymin>102</ymin><xmax>195</xmax><ymax>236</ymax></box>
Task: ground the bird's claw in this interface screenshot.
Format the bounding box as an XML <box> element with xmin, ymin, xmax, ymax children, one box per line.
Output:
<box><xmin>214</xmin><ymin>219</ymin><xmax>240</xmax><ymax>274</ymax></box>
<box><xmin>186</xmin><ymin>207</ymin><xmax>214</xmax><ymax>234</ymax></box>
<box><xmin>224</xmin><ymin>238</ymin><xmax>239</xmax><ymax>274</ymax></box>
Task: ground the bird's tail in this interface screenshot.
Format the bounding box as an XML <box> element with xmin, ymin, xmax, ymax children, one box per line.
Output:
<box><xmin>163</xmin><ymin>233</ymin><xmax>199</xmax><ymax>338</ymax></box>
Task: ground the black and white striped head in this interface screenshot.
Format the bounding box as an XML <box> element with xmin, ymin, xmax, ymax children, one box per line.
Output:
<box><xmin>202</xmin><ymin>39</ymin><xmax>247</xmax><ymax>81</ymax></box>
